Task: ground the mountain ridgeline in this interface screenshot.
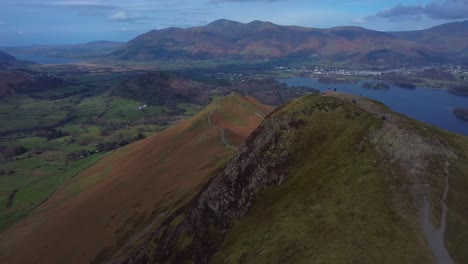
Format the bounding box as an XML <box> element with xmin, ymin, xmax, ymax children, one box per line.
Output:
<box><xmin>125</xmin><ymin>94</ymin><xmax>468</xmax><ymax>264</ymax></box>
<box><xmin>111</xmin><ymin>19</ymin><xmax>468</xmax><ymax>65</ymax></box>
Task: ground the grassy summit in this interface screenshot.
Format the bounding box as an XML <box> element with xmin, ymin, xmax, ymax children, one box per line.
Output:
<box><xmin>128</xmin><ymin>93</ymin><xmax>468</xmax><ymax>264</ymax></box>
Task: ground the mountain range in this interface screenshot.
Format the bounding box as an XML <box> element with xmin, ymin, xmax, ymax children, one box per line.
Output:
<box><xmin>111</xmin><ymin>19</ymin><xmax>468</xmax><ymax>65</ymax></box>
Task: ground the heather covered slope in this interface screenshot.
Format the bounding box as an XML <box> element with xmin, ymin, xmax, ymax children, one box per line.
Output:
<box><xmin>0</xmin><ymin>93</ymin><xmax>272</xmax><ymax>264</ymax></box>
<box><xmin>127</xmin><ymin>94</ymin><xmax>468</xmax><ymax>263</ymax></box>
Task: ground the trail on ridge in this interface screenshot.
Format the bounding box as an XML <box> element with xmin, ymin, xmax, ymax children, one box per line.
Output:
<box><xmin>207</xmin><ymin>98</ymin><xmax>237</xmax><ymax>150</ymax></box>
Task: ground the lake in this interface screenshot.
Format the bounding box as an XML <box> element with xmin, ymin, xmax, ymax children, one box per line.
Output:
<box><xmin>12</xmin><ymin>53</ymin><xmax>81</xmax><ymax>64</ymax></box>
<box><xmin>280</xmin><ymin>77</ymin><xmax>468</xmax><ymax>136</ymax></box>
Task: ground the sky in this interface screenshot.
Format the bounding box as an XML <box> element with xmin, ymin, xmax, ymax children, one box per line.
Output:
<box><xmin>1</xmin><ymin>0</ymin><xmax>468</xmax><ymax>46</ymax></box>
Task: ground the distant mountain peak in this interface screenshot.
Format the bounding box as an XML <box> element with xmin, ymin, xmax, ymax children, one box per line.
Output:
<box><xmin>207</xmin><ymin>19</ymin><xmax>243</xmax><ymax>27</ymax></box>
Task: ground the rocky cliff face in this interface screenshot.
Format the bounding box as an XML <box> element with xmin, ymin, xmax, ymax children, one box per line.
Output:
<box><xmin>126</xmin><ymin>106</ymin><xmax>307</xmax><ymax>263</ymax></box>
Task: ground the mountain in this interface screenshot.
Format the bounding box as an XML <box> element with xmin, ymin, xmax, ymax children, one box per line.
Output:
<box><xmin>121</xmin><ymin>93</ymin><xmax>467</xmax><ymax>263</ymax></box>
<box><xmin>391</xmin><ymin>20</ymin><xmax>468</xmax><ymax>62</ymax></box>
<box><xmin>0</xmin><ymin>93</ymin><xmax>272</xmax><ymax>264</ymax></box>
<box><xmin>391</xmin><ymin>20</ymin><xmax>468</xmax><ymax>51</ymax></box>
<box><xmin>0</xmin><ymin>51</ymin><xmax>16</xmax><ymax>68</ymax></box>
<box><xmin>111</xmin><ymin>19</ymin><xmax>449</xmax><ymax>65</ymax></box>
<box><xmin>2</xmin><ymin>41</ymin><xmax>124</xmax><ymax>59</ymax></box>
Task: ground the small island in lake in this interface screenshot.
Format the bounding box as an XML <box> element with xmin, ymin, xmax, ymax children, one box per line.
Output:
<box><xmin>453</xmin><ymin>108</ymin><xmax>468</xmax><ymax>121</ymax></box>
<box><xmin>396</xmin><ymin>82</ymin><xmax>417</xmax><ymax>89</ymax></box>
<box><xmin>362</xmin><ymin>82</ymin><xmax>390</xmax><ymax>90</ymax></box>
<box><xmin>449</xmin><ymin>86</ymin><xmax>468</xmax><ymax>96</ymax></box>
<box><xmin>317</xmin><ymin>77</ymin><xmax>358</xmax><ymax>84</ymax></box>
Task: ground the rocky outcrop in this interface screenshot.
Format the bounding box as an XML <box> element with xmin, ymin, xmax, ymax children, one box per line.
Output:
<box><xmin>126</xmin><ymin>110</ymin><xmax>307</xmax><ymax>263</ymax></box>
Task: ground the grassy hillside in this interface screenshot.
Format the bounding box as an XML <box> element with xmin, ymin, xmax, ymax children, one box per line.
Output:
<box><xmin>0</xmin><ymin>93</ymin><xmax>272</xmax><ymax>264</ymax></box>
<box><xmin>127</xmin><ymin>93</ymin><xmax>468</xmax><ymax>263</ymax></box>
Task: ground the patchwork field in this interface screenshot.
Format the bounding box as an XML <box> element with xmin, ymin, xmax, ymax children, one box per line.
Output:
<box><xmin>0</xmin><ymin>72</ymin><xmax>192</xmax><ymax>233</ymax></box>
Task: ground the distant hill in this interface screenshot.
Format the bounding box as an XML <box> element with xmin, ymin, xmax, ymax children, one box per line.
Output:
<box><xmin>0</xmin><ymin>93</ymin><xmax>272</xmax><ymax>264</ymax></box>
<box><xmin>113</xmin><ymin>71</ymin><xmax>310</xmax><ymax>107</ymax></box>
<box><xmin>2</xmin><ymin>41</ymin><xmax>124</xmax><ymax>59</ymax></box>
<box><xmin>0</xmin><ymin>51</ymin><xmax>16</xmax><ymax>67</ymax></box>
<box><xmin>390</xmin><ymin>20</ymin><xmax>468</xmax><ymax>63</ymax></box>
<box><xmin>0</xmin><ymin>70</ymin><xmax>64</xmax><ymax>97</ymax></box>
<box><xmin>111</xmin><ymin>19</ymin><xmax>457</xmax><ymax>65</ymax></box>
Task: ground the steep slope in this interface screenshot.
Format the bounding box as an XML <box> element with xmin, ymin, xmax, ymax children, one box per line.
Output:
<box><xmin>126</xmin><ymin>93</ymin><xmax>468</xmax><ymax>263</ymax></box>
<box><xmin>111</xmin><ymin>19</ymin><xmax>432</xmax><ymax>65</ymax></box>
<box><xmin>0</xmin><ymin>93</ymin><xmax>272</xmax><ymax>264</ymax></box>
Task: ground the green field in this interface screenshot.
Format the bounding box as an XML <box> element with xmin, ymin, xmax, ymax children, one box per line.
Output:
<box><xmin>0</xmin><ymin>153</ymin><xmax>107</xmax><ymax>232</ymax></box>
<box><xmin>0</xmin><ymin>71</ymin><xmax>193</xmax><ymax>233</ymax></box>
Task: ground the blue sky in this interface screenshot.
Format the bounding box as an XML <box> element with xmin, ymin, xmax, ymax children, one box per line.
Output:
<box><xmin>1</xmin><ymin>0</ymin><xmax>467</xmax><ymax>46</ymax></box>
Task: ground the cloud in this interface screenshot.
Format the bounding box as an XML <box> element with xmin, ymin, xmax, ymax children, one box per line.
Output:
<box><xmin>47</xmin><ymin>1</ymin><xmax>114</xmax><ymax>9</ymax></box>
<box><xmin>351</xmin><ymin>18</ymin><xmax>367</xmax><ymax>24</ymax></box>
<box><xmin>367</xmin><ymin>0</ymin><xmax>468</xmax><ymax>21</ymax></box>
<box><xmin>108</xmin><ymin>11</ymin><xmax>147</xmax><ymax>22</ymax></box>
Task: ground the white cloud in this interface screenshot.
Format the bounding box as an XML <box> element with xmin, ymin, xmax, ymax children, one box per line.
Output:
<box><xmin>108</xmin><ymin>11</ymin><xmax>147</xmax><ymax>22</ymax></box>
<box><xmin>366</xmin><ymin>0</ymin><xmax>468</xmax><ymax>22</ymax></box>
<box><xmin>352</xmin><ymin>18</ymin><xmax>367</xmax><ymax>24</ymax></box>
<box><xmin>48</xmin><ymin>1</ymin><xmax>112</xmax><ymax>8</ymax></box>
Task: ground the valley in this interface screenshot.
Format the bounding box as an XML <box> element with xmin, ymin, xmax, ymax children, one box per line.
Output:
<box><xmin>0</xmin><ymin>57</ymin><xmax>308</xmax><ymax>234</ymax></box>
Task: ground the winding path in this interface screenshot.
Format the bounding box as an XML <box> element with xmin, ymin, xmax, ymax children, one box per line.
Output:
<box><xmin>207</xmin><ymin>98</ymin><xmax>237</xmax><ymax>150</ymax></box>
<box><xmin>420</xmin><ymin>161</ymin><xmax>454</xmax><ymax>264</ymax></box>
<box><xmin>327</xmin><ymin>92</ymin><xmax>454</xmax><ymax>264</ymax></box>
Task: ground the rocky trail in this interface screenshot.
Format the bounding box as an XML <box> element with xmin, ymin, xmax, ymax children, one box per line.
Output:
<box><xmin>420</xmin><ymin>161</ymin><xmax>454</xmax><ymax>264</ymax></box>
<box><xmin>207</xmin><ymin>98</ymin><xmax>237</xmax><ymax>150</ymax></box>
<box><xmin>328</xmin><ymin>92</ymin><xmax>454</xmax><ymax>264</ymax></box>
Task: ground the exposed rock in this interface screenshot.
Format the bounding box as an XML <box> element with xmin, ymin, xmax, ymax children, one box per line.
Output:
<box><xmin>126</xmin><ymin>110</ymin><xmax>305</xmax><ymax>263</ymax></box>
